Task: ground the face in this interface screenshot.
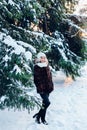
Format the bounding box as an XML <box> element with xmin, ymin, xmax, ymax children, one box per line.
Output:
<box><xmin>40</xmin><ymin>56</ymin><xmax>46</xmax><ymax>63</ymax></box>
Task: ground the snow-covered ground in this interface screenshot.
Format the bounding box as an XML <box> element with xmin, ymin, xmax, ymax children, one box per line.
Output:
<box><xmin>0</xmin><ymin>64</ymin><xmax>87</xmax><ymax>130</ymax></box>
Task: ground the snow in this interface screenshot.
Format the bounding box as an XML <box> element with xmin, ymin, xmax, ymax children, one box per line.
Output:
<box><xmin>74</xmin><ymin>0</ymin><xmax>87</xmax><ymax>16</ymax></box>
<box><xmin>8</xmin><ymin>0</ymin><xmax>15</xmax><ymax>5</ymax></box>
<box><xmin>13</xmin><ymin>65</ymin><xmax>21</xmax><ymax>74</ymax></box>
<box><xmin>78</xmin><ymin>0</ymin><xmax>87</xmax><ymax>6</ymax></box>
<box><xmin>0</xmin><ymin>1</ymin><xmax>87</xmax><ymax>128</ymax></box>
<box><xmin>0</xmin><ymin>96</ymin><xmax>7</xmax><ymax>102</ymax></box>
<box><xmin>0</xmin><ymin>32</ymin><xmax>36</xmax><ymax>60</ymax></box>
<box><xmin>0</xmin><ymin>63</ymin><xmax>87</xmax><ymax>130</ymax></box>
<box><xmin>3</xmin><ymin>35</ymin><xmax>29</xmax><ymax>55</ymax></box>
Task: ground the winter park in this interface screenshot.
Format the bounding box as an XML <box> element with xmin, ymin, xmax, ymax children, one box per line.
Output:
<box><xmin>0</xmin><ymin>0</ymin><xmax>87</xmax><ymax>130</ymax></box>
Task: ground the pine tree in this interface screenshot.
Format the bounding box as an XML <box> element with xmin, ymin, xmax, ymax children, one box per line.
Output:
<box><xmin>0</xmin><ymin>33</ymin><xmax>37</xmax><ymax>110</ymax></box>
<box><xmin>0</xmin><ymin>0</ymin><xmax>86</xmax><ymax>110</ymax></box>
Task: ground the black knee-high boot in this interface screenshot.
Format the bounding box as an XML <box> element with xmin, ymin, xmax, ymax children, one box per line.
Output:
<box><xmin>33</xmin><ymin>113</ymin><xmax>41</xmax><ymax>124</ymax></box>
<box><xmin>33</xmin><ymin>93</ymin><xmax>50</xmax><ymax>124</ymax></box>
<box><xmin>40</xmin><ymin>102</ymin><xmax>50</xmax><ymax>125</ymax></box>
<box><xmin>33</xmin><ymin>105</ymin><xmax>48</xmax><ymax>124</ymax></box>
<box><xmin>33</xmin><ymin>104</ymin><xmax>47</xmax><ymax>124</ymax></box>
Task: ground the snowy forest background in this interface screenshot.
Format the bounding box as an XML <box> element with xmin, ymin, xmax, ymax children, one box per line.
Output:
<box><xmin>0</xmin><ymin>0</ymin><xmax>87</xmax><ymax>111</ymax></box>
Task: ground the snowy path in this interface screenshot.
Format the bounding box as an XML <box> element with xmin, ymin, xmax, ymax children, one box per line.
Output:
<box><xmin>0</xmin><ymin>65</ymin><xmax>87</xmax><ymax>130</ymax></box>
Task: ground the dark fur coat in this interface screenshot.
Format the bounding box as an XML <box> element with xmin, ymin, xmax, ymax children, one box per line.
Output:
<box><xmin>34</xmin><ymin>65</ymin><xmax>54</xmax><ymax>94</ymax></box>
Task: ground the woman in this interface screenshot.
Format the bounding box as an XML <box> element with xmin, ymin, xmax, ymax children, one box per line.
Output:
<box><xmin>33</xmin><ymin>52</ymin><xmax>54</xmax><ymax>125</ymax></box>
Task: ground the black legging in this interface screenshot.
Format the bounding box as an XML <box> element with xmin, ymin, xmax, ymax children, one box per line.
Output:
<box><xmin>40</xmin><ymin>93</ymin><xmax>50</xmax><ymax>109</ymax></box>
<box><xmin>38</xmin><ymin>93</ymin><xmax>50</xmax><ymax>122</ymax></box>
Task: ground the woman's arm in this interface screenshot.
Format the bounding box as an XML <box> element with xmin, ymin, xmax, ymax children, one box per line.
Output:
<box><xmin>34</xmin><ymin>66</ymin><xmax>43</xmax><ymax>93</ymax></box>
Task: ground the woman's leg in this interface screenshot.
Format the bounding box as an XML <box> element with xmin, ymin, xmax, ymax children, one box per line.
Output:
<box><xmin>33</xmin><ymin>93</ymin><xmax>50</xmax><ymax>124</ymax></box>
<box><xmin>39</xmin><ymin>93</ymin><xmax>50</xmax><ymax>124</ymax></box>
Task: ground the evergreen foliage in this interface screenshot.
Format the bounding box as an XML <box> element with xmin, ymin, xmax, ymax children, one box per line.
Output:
<box><xmin>59</xmin><ymin>19</ymin><xmax>86</xmax><ymax>60</ymax></box>
<box><xmin>0</xmin><ymin>0</ymin><xmax>86</xmax><ymax>110</ymax></box>
<box><xmin>0</xmin><ymin>34</ymin><xmax>37</xmax><ymax>110</ymax></box>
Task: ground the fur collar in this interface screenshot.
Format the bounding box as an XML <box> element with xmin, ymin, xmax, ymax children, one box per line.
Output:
<box><xmin>36</xmin><ymin>62</ymin><xmax>48</xmax><ymax>68</ymax></box>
